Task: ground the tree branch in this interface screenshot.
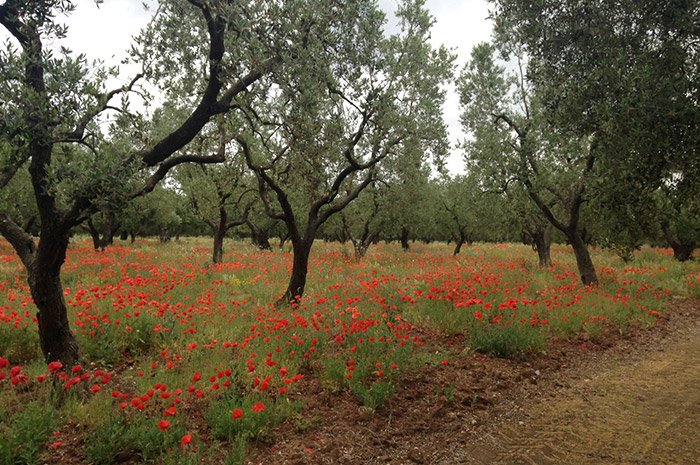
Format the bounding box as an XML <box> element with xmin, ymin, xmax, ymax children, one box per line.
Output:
<box><xmin>0</xmin><ymin>151</ymin><xmax>31</xmax><ymax>190</ymax></box>
<box><xmin>237</xmin><ymin>136</ymin><xmax>290</xmax><ymax>228</ymax></box>
<box><xmin>0</xmin><ymin>2</ymin><xmax>30</xmax><ymax>48</ymax></box>
<box><xmin>138</xmin><ymin>6</ymin><xmax>270</xmax><ymax>167</ymax></box>
<box><xmin>0</xmin><ymin>213</ymin><xmax>36</xmax><ymax>268</ymax></box>
<box><xmin>317</xmin><ymin>168</ymin><xmax>376</xmax><ymax>226</ymax></box>
<box><xmin>132</xmin><ymin>152</ymin><xmax>226</xmax><ymax>199</ymax></box>
<box><xmin>57</xmin><ymin>73</ymin><xmax>143</xmax><ymax>143</ymax></box>
<box><xmin>493</xmin><ymin>112</ymin><xmax>525</xmax><ymax>138</ymax></box>
<box><xmin>224</xmin><ymin>200</ymin><xmax>253</xmax><ymax>230</ymax></box>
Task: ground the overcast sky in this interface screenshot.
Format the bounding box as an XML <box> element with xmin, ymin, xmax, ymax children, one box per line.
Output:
<box><xmin>4</xmin><ymin>0</ymin><xmax>494</xmax><ymax>173</ymax></box>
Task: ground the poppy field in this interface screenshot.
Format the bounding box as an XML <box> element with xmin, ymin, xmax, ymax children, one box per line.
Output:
<box><xmin>1</xmin><ymin>237</ymin><xmax>699</xmax><ymax>464</ymax></box>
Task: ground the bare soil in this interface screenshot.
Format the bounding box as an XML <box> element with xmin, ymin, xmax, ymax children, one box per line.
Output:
<box><xmin>250</xmin><ymin>297</ymin><xmax>700</xmax><ymax>465</ymax></box>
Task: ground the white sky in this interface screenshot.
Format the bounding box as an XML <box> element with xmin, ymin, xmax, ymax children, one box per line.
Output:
<box><xmin>2</xmin><ymin>0</ymin><xmax>494</xmax><ymax>174</ymax></box>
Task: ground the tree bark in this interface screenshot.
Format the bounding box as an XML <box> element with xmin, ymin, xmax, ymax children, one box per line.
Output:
<box><xmin>279</xmin><ymin>231</ymin><xmax>289</xmax><ymax>250</ymax></box>
<box><xmin>83</xmin><ymin>219</ymin><xmax>102</xmax><ymax>250</ymax></box>
<box><xmin>453</xmin><ymin>231</ymin><xmax>465</xmax><ymax>256</ymax></box>
<box><xmin>246</xmin><ymin>220</ymin><xmax>272</xmax><ymax>250</ymax></box>
<box><xmin>670</xmin><ymin>242</ymin><xmax>695</xmax><ymax>262</ymax></box>
<box><xmin>354</xmin><ymin>231</ymin><xmax>377</xmax><ymax>260</ymax></box>
<box><xmin>82</xmin><ymin>213</ymin><xmax>118</xmax><ymax>250</ymax></box>
<box><xmin>568</xmin><ymin>229</ymin><xmax>598</xmax><ymax>286</ymax></box>
<box><xmin>663</xmin><ymin>225</ymin><xmax>696</xmax><ymax>262</ymax></box>
<box><xmin>354</xmin><ymin>242</ymin><xmax>368</xmax><ymax>259</ymax></box>
<box><xmin>280</xmin><ymin>239</ymin><xmax>312</xmax><ymax>304</ymax></box>
<box><xmin>212</xmin><ymin>229</ymin><xmax>225</xmax><ymax>263</ymax></box>
<box><xmin>159</xmin><ymin>227</ymin><xmax>171</xmax><ymax>243</ymax></box>
<box><xmin>102</xmin><ymin>212</ymin><xmax>118</xmax><ymax>248</ymax></box>
<box><xmin>19</xmin><ymin>230</ymin><xmax>84</xmax><ymax>367</ymax></box>
<box><xmin>29</xmin><ymin>268</ymin><xmax>82</xmax><ymax>367</ymax></box>
<box><xmin>255</xmin><ymin>232</ymin><xmax>272</xmax><ymax>251</ymax></box>
<box><xmin>531</xmin><ymin>225</ymin><xmax>553</xmax><ymax>268</ymax></box>
<box><xmin>342</xmin><ymin>213</ymin><xmax>376</xmax><ymax>260</ymax></box>
<box><xmin>400</xmin><ymin>227</ymin><xmax>410</xmax><ymax>251</ymax></box>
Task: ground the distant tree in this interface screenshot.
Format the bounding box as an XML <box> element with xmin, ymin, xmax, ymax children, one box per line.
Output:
<box><xmin>339</xmin><ymin>182</ymin><xmax>386</xmax><ymax>259</ymax></box>
<box><xmin>244</xmin><ymin>206</ymin><xmax>283</xmax><ymax>251</ymax></box>
<box><xmin>81</xmin><ymin>208</ymin><xmax>120</xmax><ymax>250</ymax></box>
<box><xmin>458</xmin><ymin>42</ymin><xmax>599</xmax><ymax>284</ymax></box>
<box><xmin>508</xmin><ymin>185</ymin><xmax>553</xmax><ymax>268</ymax></box>
<box><xmin>438</xmin><ymin>174</ymin><xmax>485</xmax><ymax>256</ymax></box>
<box><xmin>656</xmin><ymin>176</ymin><xmax>700</xmax><ymax>261</ymax></box>
<box><xmin>378</xmin><ymin>143</ymin><xmax>438</xmax><ymax>250</ymax></box>
<box><xmin>176</xmin><ymin>117</ymin><xmax>256</xmax><ymax>263</ymax></box>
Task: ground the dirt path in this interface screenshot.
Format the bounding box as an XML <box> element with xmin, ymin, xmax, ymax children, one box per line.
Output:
<box><xmin>251</xmin><ymin>299</ymin><xmax>700</xmax><ymax>465</ymax></box>
<box><xmin>453</xmin><ymin>299</ymin><xmax>700</xmax><ymax>465</ymax></box>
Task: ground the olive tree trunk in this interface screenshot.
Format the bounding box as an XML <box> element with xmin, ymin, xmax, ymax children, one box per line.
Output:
<box><xmin>281</xmin><ymin>238</ymin><xmax>313</xmax><ymax>304</ymax></box>
<box><xmin>531</xmin><ymin>225</ymin><xmax>553</xmax><ymax>268</ymax></box>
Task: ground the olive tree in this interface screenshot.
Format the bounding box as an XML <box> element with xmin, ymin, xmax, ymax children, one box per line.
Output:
<box><xmin>176</xmin><ymin>117</ymin><xmax>257</xmax><ymax>263</ymax></box>
<box><xmin>239</xmin><ymin>0</ymin><xmax>453</xmax><ymax>303</ymax></box>
<box><xmin>0</xmin><ymin>0</ymin><xmax>275</xmax><ymax>367</ymax></box>
<box><xmin>490</xmin><ymin>0</ymin><xmax>700</xmax><ymax>255</ymax></box>
<box><xmin>458</xmin><ymin>42</ymin><xmax>599</xmax><ymax>284</ymax></box>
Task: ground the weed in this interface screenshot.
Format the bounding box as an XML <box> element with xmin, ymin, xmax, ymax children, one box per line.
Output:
<box><xmin>0</xmin><ymin>401</ymin><xmax>57</xmax><ymax>465</ymax></box>
<box><xmin>84</xmin><ymin>414</ymin><xmax>184</xmax><ymax>464</ymax></box>
<box><xmin>0</xmin><ymin>325</ymin><xmax>40</xmax><ymax>364</ymax></box>
<box><xmin>468</xmin><ymin>321</ymin><xmax>546</xmax><ymax>358</ymax></box>
<box><xmin>352</xmin><ymin>380</ymin><xmax>395</xmax><ymax>409</ymax></box>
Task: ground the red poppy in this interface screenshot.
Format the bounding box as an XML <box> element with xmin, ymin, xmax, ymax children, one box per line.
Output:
<box><xmin>231</xmin><ymin>408</ymin><xmax>243</xmax><ymax>419</ymax></box>
<box><xmin>48</xmin><ymin>361</ymin><xmax>63</xmax><ymax>373</ymax></box>
<box><xmin>252</xmin><ymin>402</ymin><xmax>266</xmax><ymax>413</ymax></box>
<box><xmin>157</xmin><ymin>420</ymin><xmax>170</xmax><ymax>431</ymax></box>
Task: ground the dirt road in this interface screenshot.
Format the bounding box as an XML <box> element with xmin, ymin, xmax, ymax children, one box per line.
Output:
<box><xmin>456</xmin><ymin>299</ymin><xmax>700</xmax><ymax>465</ymax></box>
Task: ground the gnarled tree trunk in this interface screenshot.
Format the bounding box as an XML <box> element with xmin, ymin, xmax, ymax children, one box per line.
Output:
<box><xmin>16</xmin><ymin>227</ymin><xmax>84</xmax><ymax>367</ymax></box>
<box><xmin>30</xmin><ymin>266</ymin><xmax>82</xmax><ymax>367</ymax></box>
<box><xmin>663</xmin><ymin>225</ymin><xmax>696</xmax><ymax>262</ymax></box>
<box><xmin>212</xmin><ymin>229</ymin><xmax>225</xmax><ymax>263</ymax></box>
<box><xmin>246</xmin><ymin>219</ymin><xmax>272</xmax><ymax>251</ymax></box>
<box><xmin>453</xmin><ymin>231</ymin><xmax>465</xmax><ymax>256</ymax></box>
<box><xmin>281</xmin><ymin>238</ymin><xmax>313</xmax><ymax>304</ymax></box>
<box><xmin>568</xmin><ymin>228</ymin><xmax>598</xmax><ymax>286</ymax></box>
<box><xmin>83</xmin><ymin>219</ymin><xmax>102</xmax><ymax>250</ymax></box>
<box><xmin>531</xmin><ymin>224</ymin><xmax>553</xmax><ymax>268</ymax></box>
<box><xmin>400</xmin><ymin>226</ymin><xmax>410</xmax><ymax>251</ymax></box>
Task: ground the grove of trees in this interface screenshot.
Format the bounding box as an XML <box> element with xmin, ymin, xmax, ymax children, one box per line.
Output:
<box><xmin>1</xmin><ymin>0</ymin><xmax>698</xmax><ymax>369</ymax></box>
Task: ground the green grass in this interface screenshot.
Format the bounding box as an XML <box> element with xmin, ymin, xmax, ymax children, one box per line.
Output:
<box><xmin>0</xmin><ymin>237</ymin><xmax>697</xmax><ymax>464</ymax></box>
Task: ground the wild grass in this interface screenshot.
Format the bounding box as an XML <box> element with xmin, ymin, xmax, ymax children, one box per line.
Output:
<box><xmin>0</xmin><ymin>236</ymin><xmax>697</xmax><ymax>464</ymax></box>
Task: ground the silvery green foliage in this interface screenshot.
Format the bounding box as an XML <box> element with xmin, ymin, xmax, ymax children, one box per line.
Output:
<box><xmin>238</xmin><ymin>0</ymin><xmax>454</xmax><ymax>233</ymax></box>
